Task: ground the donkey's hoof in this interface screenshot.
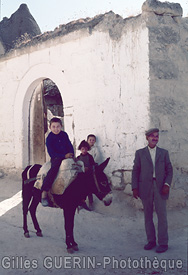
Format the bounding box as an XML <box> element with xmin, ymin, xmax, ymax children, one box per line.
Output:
<box><xmin>72</xmin><ymin>245</ymin><xmax>79</xmax><ymax>251</ymax></box>
<box><xmin>67</xmin><ymin>247</ymin><xmax>74</xmax><ymax>254</ymax></box>
<box><xmin>36</xmin><ymin>231</ymin><xmax>43</xmax><ymax>237</ymax></box>
<box><xmin>24</xmin><ymin>232</ymin><xmax>30</xmax><ymax>238</ymax></box>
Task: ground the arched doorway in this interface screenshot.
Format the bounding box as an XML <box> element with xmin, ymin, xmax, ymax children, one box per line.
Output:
<box><xmin>14</xmin><ymin>63</ymin><xmax>71</xmax><ymax>169</ymax></box>
<box><xmin>29</xmin><ymin>78</ymin><xmax>63</xmax><ymax>164</ymax></box>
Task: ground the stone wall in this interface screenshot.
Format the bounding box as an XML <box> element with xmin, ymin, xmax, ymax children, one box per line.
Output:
<box><xmin>124</xmin><ymin>0</ymin><xmax>188</xmax><ymax>208</ymax></box>
<box><xmin>146</xmin><ymin>7</ymin><xmax>188</xmax><ymax>192</ymax></box>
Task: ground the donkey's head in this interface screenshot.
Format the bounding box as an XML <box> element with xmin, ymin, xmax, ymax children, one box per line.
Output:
<box><xmin>93</xmin><ymin>158</ymin><xmax>112</xmax><ymax>206</ymax></box>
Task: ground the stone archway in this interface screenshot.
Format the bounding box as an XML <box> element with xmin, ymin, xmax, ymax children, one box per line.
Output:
<box><xmin>14</xmin><ymin>63</ymin><xmax>70</xmax><ymax>168</ymax></box>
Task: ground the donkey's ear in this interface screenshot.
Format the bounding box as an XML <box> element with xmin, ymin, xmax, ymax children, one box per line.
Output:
<box><xmin>98</xmin><ymin>157</ymin><xmax>110</xmax><ymax>171</ymax></box>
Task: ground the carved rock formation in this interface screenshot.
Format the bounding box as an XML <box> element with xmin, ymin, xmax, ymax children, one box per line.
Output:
<box><xmin>0</xmin><ymin>4</ymin><xmax>41</xmax><ymax>52</ymax></box>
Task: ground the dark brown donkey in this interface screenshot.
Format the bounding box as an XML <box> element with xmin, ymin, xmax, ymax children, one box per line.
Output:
<box><xmin>22</xmin><ymin>158</ymin><xmax>112</xmax><ymax>253</ymax></box>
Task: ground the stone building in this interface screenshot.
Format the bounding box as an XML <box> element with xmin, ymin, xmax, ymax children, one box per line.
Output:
<box><xmin>0</xmin><ymin>0</ymin><xmax>187</xmax><ymax>205</ymax></box>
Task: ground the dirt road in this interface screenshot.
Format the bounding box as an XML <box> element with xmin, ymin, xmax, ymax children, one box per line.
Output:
<box><xmin>0</xmin><ymin>172</ymin><xmax>187</xmax><ymax>274</ymax></box>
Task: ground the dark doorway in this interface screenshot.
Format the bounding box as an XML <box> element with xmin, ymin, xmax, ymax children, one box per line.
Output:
<box><xmin>29</xmin><ymin>79</ymin><xmax>63</xmax><ymax>164</ymax></box>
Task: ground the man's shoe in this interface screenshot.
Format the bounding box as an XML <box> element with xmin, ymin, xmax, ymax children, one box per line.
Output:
<box><xmin>156</xmin><ymin>245</ymin><xmax>168</xmax><ymax>253</ymax></box>
<box><xmin>144</xmin><ymin>242</ymin><xmax>156</xmax><ymax>250</ymax></box>
<box><xmin>41</xmin><ymin>198</ymin><xmax>49</xmax><ymax>207</ymax></box>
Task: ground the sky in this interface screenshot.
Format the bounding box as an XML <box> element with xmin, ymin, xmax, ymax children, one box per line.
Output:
<box><xmin>0</xmin><ymin>0</ymin><xmax>187</xmax><ymax>33</ymax></box>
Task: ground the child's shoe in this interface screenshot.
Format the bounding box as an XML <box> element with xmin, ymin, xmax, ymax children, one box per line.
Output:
<box><xmin>80</xmin><ymin>201</ymin><xmax>91</xmax><ymax>211</ymax></box>
<box><xmin>41</xmin><ymin>198</ymin><xmax>49</xmax><ymax>207</ymax></box>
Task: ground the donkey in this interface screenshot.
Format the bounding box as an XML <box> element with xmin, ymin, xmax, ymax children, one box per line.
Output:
<box><xmin>22</xmin><ymin>158</ymin><xmax>112</xmax><ymax>253</ymax></box>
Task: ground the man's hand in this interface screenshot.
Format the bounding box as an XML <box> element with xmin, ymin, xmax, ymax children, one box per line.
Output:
<box><xmin>161</xmin><ymin>185</ymin><xmax>170</xmax><ymax>195</ymax></box>
<box><xmin>133</xmin><ymin>188</ymin><xmax>139</xmax><ymax>199</ymax></box>
<box><xmin>65</xmin><ymin>153</ymin><xmax>74</xmax><ymax>159</ymax></box>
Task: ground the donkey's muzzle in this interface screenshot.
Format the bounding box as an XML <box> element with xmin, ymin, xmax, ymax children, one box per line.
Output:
<box><xmin>103</xmin><ymin>192</ymin><xmax>113</xmax><ymax>206</ymax></box>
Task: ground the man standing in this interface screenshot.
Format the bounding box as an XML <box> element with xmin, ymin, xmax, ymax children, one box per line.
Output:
<box><xmin>132</xmin><ymin>128</ymin><xmax>173</xmax><ymax>253</ymax></box>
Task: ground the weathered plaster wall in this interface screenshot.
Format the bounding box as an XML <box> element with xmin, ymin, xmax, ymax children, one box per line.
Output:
<box><xmin>0</xmin><ymin>12</ymin><xmax>150</xmax><ymax>176</ymax></box>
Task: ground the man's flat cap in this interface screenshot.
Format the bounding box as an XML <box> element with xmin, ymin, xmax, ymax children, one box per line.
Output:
<box><xmin>145</xmin><ymin>128</ymin><xmax>159</xmax><ymax>136</ymax></box>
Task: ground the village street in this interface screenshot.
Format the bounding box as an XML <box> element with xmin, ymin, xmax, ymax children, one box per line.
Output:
<box><xmin>0</xmin><ymin>171</ymin><xmax>187</xmax><ymax>275</ymax></box>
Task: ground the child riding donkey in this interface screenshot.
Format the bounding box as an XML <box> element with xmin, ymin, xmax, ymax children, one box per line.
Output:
<box><xmin>41</xmin><ymin>117</ymin><xmax>74</xmax><ymax>206</ymax></box>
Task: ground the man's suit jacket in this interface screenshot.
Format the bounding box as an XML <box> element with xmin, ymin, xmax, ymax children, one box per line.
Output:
<box><xmin>132</xmin><ymin>146</ymin><xmax>173</xmax><ymax>200</ymax></box>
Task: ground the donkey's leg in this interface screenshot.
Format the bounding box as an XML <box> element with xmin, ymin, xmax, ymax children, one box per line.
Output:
<box><xmin>22</xmin><ymin>164</ymin><xmax>42</xmax><ymax>238</ymax></box>
<box><xmin>29</xmin><ymin>197</ymin><xmax>43</xmax><ymax>237</ymax></box>
<box><xmin>63</xmin><ymin>206</ymin><xmax>78</xmax><ymax>253</ymax></box>
<box><xmin>22</xmin><ymin>166</ymin><xmax>32</xmax><ymax>238</ymax></box>
<box><xmin>23</xmin><ymin>195</ymin><xmax>32</xmax><ymax>238</ymax></box>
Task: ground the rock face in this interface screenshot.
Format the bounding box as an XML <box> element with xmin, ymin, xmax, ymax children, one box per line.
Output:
<box><xmin>142</xmin><ymin>0</ymin><xmax>183</xmax><ymax>16</ymax></box>
<box><xmin>0</xmin><ymin>4</ymin><xmax>41</xmax><ymax>51</ymax></box>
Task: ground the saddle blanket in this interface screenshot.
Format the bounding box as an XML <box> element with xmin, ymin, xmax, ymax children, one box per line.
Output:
<box><xmin>34</xmin><ymin>158</ymin><xmax>84</xmax><ymax>195</ymax></box>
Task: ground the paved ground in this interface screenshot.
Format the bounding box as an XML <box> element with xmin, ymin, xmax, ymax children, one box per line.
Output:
<box><xmin>0</xmin><ymin>171</ymin><xmax>187</xmax><ymax>275</ymax></box>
